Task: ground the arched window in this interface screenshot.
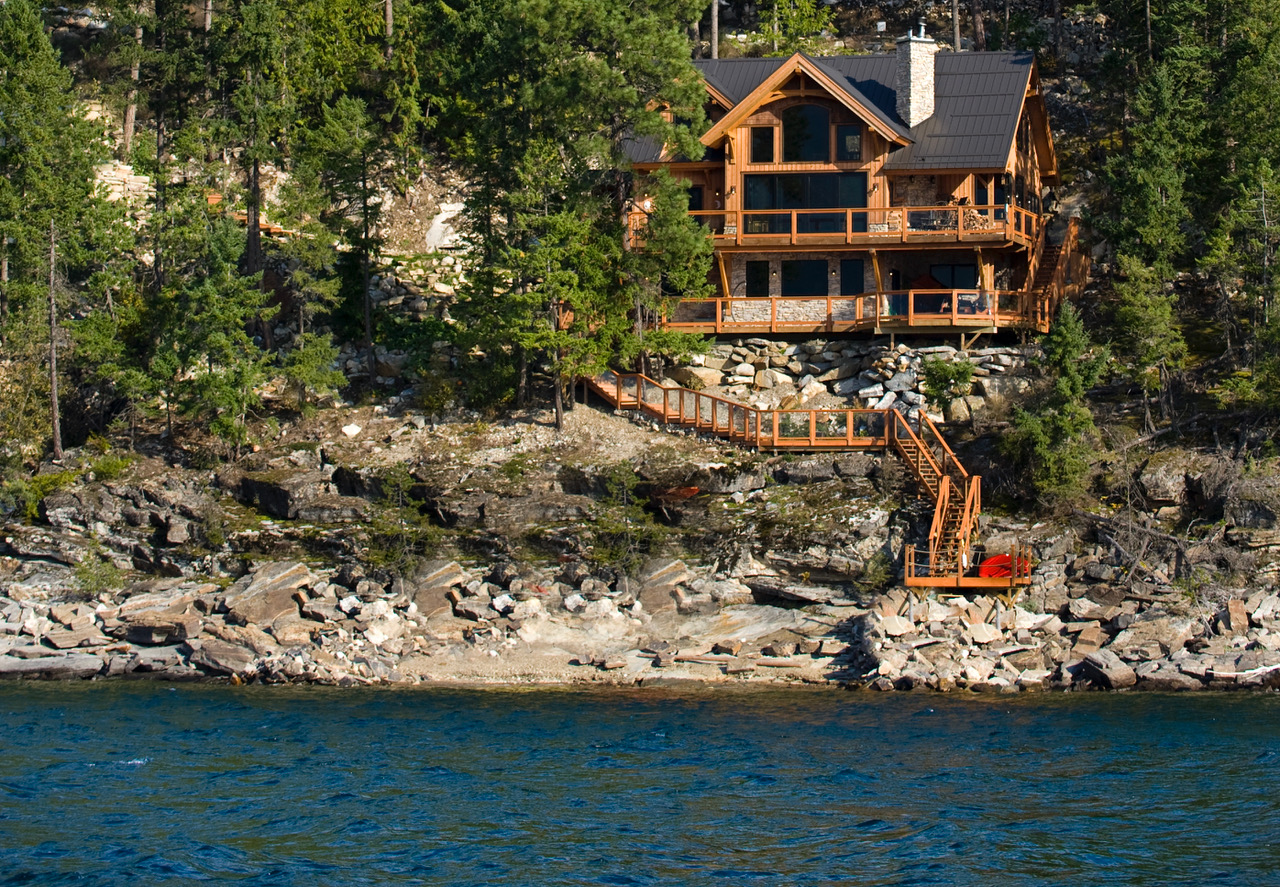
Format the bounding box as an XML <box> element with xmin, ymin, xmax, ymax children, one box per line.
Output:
<box><xmin>781</xmin><ymin>105</ymin><xmax>829</xmax><ymax>163</ymax></box>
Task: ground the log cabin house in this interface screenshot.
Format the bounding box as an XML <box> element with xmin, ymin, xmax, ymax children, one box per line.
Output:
<box><xmin>626</xmin><ymin>25</ymin><xmax>1088</xmax><ymax>345</ymax></box>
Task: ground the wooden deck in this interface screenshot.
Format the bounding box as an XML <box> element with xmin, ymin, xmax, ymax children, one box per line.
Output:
<box><xmin>628</xmin><ymin>204</ymin><xmax>1041</xmax><ymax>251</ymax></box>
<box><xmin>585</xmin><ymin>371</ymin><xmax>1031</xmax><ymax>589</ymax></box>
<box><xmin>647</xmin><ymin>217</ymin><xmax>1089</xmax><ymax>337</ymax></box>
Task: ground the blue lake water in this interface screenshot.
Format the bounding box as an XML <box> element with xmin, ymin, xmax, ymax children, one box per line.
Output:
<box><xmin>1</xmin><ymin>683</ymin><xmax>1278</xmax><ymax>886</ymax></box>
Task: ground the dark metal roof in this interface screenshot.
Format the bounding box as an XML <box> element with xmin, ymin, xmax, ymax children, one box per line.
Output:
<box><xmin>807</xmin><ymin>54</ymin><xmax>911</xmax><ymax>142</ymax></box>
<box><xmin>882</xmin><ymin>51</ymin><xmax>1033</xmax><ymax>171</ymax></box>
<box><xmin>627</xmin><ymin>50</ymin><xmax>1034</xmax><ymax>168</ymax></box>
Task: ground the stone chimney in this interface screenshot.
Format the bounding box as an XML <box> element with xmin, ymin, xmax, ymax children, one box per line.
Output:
<box><xmin>896</xmin><ymin>22</ymin><xmax>937</xmax><ymax>129</ymax></box>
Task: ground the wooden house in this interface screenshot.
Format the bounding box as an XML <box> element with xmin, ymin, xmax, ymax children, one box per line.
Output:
<box><xmin>626</xmin><ymin>25</ymin><xmax>1088</xmax><ymax>343</ymax></box>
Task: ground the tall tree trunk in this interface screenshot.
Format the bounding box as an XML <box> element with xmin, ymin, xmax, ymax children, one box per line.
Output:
<box><xmin>970</xmin><ymin>0</ymin><xmax>985</xmax><ymax>51</ymax></box>
<box><xmin>710</xmin><ymin>0</ymin><xmax>718</xmax><ymax>58</ymax></box>
<box><xmin>361</xmin><ymin>155</ymin><xmax>375</xmax><ymax>380</ymax></box>
<box><xmin>1054</xmin><ymin>0</ymin><xmax>1063</xmax><ymax>57</ymax></box>
<box><xmin>245</xmin><ymin>157</ymin><xmax>263</xmax><ymax>274</ymax></box>
<box><xmin>1145</xmin><ymin>0</ymin><xmax>1152</xmax><ymax>60</ymax></box>
<box><xmin>516</xmin><ymin>345</ymin><xmax>528</xmax><ymax>407</ymax></box>
<box><xmin>122</xmin><ymin>23</ymin><xmax>142</xmax><ymax>157</ymax></box>
<box><xmin>952</xmin><ymin>0</ymin><xmax>962</xmax><ymax>50</ymax></box>
<box><xmin>553</xmin><ymin>359</ymin><xmax>564</xmax><ymax>431</ymax></box>
<box><xmin>1003</xmin><ymin>0</ymin><xmax>1010</xmax><ymax>47</ymax></box>
<box><xmin>384</xmin><ymin>0</ymin><xmax>393</xmax><ymax>59</ymax></box>
<box><xmin>154</xmin><ymin>114</ymin><xmax>166</xmax><ymax>290</ymax></box>
<box><xmin>204</xmin><ymin>0</ymin><xmax>212</xmax><ymax>31</ymax></box>
<box><xmin>1</xmin><ymin>249</ymin><xmax>8</xmax><ymax>346</ymax></box>
<box><xmin>48</xmin><ymin>222</ymin><xmax>63</xmax><ymax>462</ymax></box>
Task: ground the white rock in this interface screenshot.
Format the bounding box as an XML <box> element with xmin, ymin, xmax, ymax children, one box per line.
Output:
<box><xmin>338</xmin><ymin>595</ymin><xmax>362</xmax><ymax>616</ymax></box>
<box><xmin>966</xmin><ymin>622</ymin><xmax>1002</xmax><ymax>644</ymax></box>
<box><xmin>880</xmin><ymin>614</ymin><xmax>915</xmax><ymax>636</ymax></box>
<box><xmin>341</xmin><ymin>424</ymin><xmax>362</xmax><ymax>438</ymax></box>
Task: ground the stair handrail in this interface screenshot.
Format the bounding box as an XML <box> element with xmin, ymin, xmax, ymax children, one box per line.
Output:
<box><xmin>885</xmin><ymin>409</ymin><xmax>944</xmax><ymax>498</ymax></box>
<box><xmin>917</xmin><ymin>411</ymin><xmax>969</xmax><ymax>486</ymax></box>
<box><xmin>957</xmin><ymin>474</ymin><xmax>981</xmax><ymax>569</ymax></box>
<box><xmin>927</xmin><ymin>475</ymin><xmax>952</xmax><ymax>570</ymax></box>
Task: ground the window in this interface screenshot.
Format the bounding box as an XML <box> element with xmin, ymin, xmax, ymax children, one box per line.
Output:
<box><xmin>743</xmin><ymin>173</ymin><xmax>866</xmax><ymax>209</ymax></box>
<box><xmin>745</xmin><ymin>261</ymin><xmax>770</xmax><ymax>296</ymax></box>
<box><xmin>743</xmin><ymin>172</ymin><xmax>868</xmax><ymax>234</ymax></box>
<box><xmin>975</xmin><ymin>180</ymin><xmax>988</xmax><ymax>208</ymax></box>
<box><xmin>750</xmin><ymin>127</ymin><xmax>774</xmax><ymax>164</ymax></box>
<box><xmin>835</xmin><ymin>124</ymin><xmax>862</xmax><ymax>162</ymax></box>
<box><xmin>781</xmin><ymin>260</ymin><xmax>828</xmax><ymax>296</ymax></box>
<box><xmin>687</xmin><ymin>186</ymin><xmax>704</xmax><ymax>212</ymax></box>
<box><xmin>840</xmin><ymin>259</ymin><xmax>865</xmax><ymax>296</ymax></box>
<box><xmin>930</xmin><ymin>264</ymin><xmax>979</xmax><ymax>289</ymax></box>
<box><xmin>781</xmin><ymin>105</ymin><xmax>829</xmax><ymax>162</ymax></box>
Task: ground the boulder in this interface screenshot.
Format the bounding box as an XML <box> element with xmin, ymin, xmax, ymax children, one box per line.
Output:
<box><xmin>1082</xmin><ymin>649</ymin><xmax>1137</xmax><ymax>689</ymax></box>
<box><xmin>774</xmin><ymin>459</ymin><xmax>836</xmax><ymax>484</ymax></box>
<box><xmin>0</xmin><ymin>652</ymin><xmax>103</xmax><ymax>679</ymax></box>
<box><xmin>223</xmin><ymin>562</ymin><xmax>312</xmax><ymax>626</ymax></box>
<box><xmin>239</xmin><ymin>470</ymin><xmax>334</xmax><ymax>520</ymax></box>
<box><xmin>1110</xmin><ymin>617</ymin><xmax>1192</xmax><ymax>657</ymax></box>
<box><xmin>184</xmin><ymin>639</ymin><xmax>258</xmax><ymax>676</ymax></box>
<box><xmin>123</xmin><ymin>612</ymin><xmax>202</xmax><ymax>646</ymax></box>
<box><xmin>1137</xmin><ymin>461</ymin><xmax>1186</xmax><ymax>506</ymax></box>
<box><xmin>880</xmin><ymin>614</ymin><xmax>915</xmax><ymax>636</ymax></box>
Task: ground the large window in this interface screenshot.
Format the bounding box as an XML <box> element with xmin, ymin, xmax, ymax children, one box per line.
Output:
<box><xmin>743</xmin><ymin>172</ymin><xmax>867</xmax><ymax>234</ymax></box>
<box><xmin>743</xmin><ymin>173</ymin><xmax>866</xmax><ymax>209</ymax></box>
<box><xmin>750</xmin><ymin>127</ymin><xmax>774</xmax><ymax>164</ymax></box>
<box><xmin>781</xmin><ymin>105</ymin><xmax>829</xmax><ymax>162</ymax></box>
<box><xmin>781</xmin><ymin>260</ymin><xmax>828</xmax><ymax>296</ymax></box>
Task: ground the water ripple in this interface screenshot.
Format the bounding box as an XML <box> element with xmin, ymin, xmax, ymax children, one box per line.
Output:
<box><xmin>1</xmin><ymin>686</ymin><xmax>1278</xmax><ymax>885</ymax></box>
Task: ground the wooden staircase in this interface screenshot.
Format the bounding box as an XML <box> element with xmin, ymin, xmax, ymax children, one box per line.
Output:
<box><xmin>584</xmin><ymin>371</ymin><xmax>1029</xmax><ymax>588</ymax></box>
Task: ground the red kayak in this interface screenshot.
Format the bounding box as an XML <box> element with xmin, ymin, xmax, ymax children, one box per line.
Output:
<box><xmin>978</xmin><ymin>554</ymin><xmax>1030</xmax><ymax>578</ymax></box>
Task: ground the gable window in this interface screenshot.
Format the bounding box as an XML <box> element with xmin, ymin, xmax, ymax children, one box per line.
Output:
<box><xmin>750</xmin><ymin>127</ymin><xmax>774</xmax><ymax>164</ymax></box>
<box><xmin>835</xmin><ymin>124</ymin><xmax>862</xmax><ymax>162</ymax></box>
<box><xmin>781</xmin><ymin>105</ymin><xmax>829</xmax><ymax>163</ymax></box>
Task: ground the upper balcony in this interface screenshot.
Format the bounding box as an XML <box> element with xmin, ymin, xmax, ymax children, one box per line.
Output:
<box><xmin>628</xmin><ymin>204</ymin><xmax>1042</xmax><ymax>251</ymax></box>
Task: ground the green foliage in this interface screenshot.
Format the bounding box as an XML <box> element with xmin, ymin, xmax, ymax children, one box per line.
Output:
<box><xmin>436</xmin><ymin>0</ymin><xmax>711</xmax><ymax>415</ymax></box>
<box><xmin>1002</xmin><ymin>304</ymin><xmax>1109</xmax><ymax>504</ymax></box>
<box><xmin>763</xmin><ymin>0</ymin><xmax>834</xmax><ymax>55</ymax></box>
<box><xmin>74</xmin><ymin>543</ymin><xmax>124</xmax><ymax>596</ymax></box>
<box><xmin>281</xmin><ymin>333</ymin><xmax>346</xmax><ymax>412</ymax></box>
<box><xmin>2</xmin><ymin>469</ymin><xmax>78</xmax><ymax>523</ymax></box>
<box><xmin>588</xmin><ymin>462</ymin><xmax>666</xmax><ymax>573</ymax></box>
<box><xmin>921</xmin><ymin>358</ymin><xmax>975</xmax><ymax>412</ymax></box>
<box><xmin>89</xmin><ymin>452</ymin><xmax>134</xmax><ymax>481</ymax></box>
<box><xmin>365</xmin><ymin>464</ymin><xmax>439</xmax><ymax>573</ymax></box>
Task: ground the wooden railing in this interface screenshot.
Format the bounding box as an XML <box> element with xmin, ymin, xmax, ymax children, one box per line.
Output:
<box><xmin>585</xmin><ymin>371</ymin><xmax>1023</xmax><ymax>587</ymax></box>
<box><xmin>628</xmin><ymin>204</ymin><xmax>1040</xmax><ymax>249</ymax></box>
<box><xmin>662</xmin><ymin>288</ymin><xmax>1029</xmax><ymax>335</ymax></box>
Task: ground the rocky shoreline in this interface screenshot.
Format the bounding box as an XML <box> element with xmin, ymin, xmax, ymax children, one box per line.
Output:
<box><xmin>5</xmin><ymin>354</ymin><xmax>1280</xmax><ymax>692</ymax></box>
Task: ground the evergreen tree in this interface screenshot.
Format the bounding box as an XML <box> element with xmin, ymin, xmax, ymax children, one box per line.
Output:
<box><xmin>1002</xmin><ymin>305</ymin><xmax>1109</xmax><ymax>503</ymax></box>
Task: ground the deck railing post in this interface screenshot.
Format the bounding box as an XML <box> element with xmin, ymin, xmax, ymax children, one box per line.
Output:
<box><xmin>809</xmin><ymin>411</ymin><xmax>816</xmax><ymax>446</ymax></box>
<box><xmin>773</xmin><ymin>410</ymin><xmax>779</xmax><ymax>443</ymax></box>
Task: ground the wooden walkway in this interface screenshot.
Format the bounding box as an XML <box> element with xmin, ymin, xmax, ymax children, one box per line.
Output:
<box><xmin>585</xmin><ymin>371</ymin><xmax>1031</xmax><ymax>589</ymax></box>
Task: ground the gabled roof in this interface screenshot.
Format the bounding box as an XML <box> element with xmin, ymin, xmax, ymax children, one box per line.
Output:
<box><xmin>697</xmin><ymin>53</ymin><xmax>912</xmax><ymax>150</ymax></box>
<box><xmin>625</xmin><ymin>50</ymin><xmax>1039</xmax><ymax>172</ymax></box>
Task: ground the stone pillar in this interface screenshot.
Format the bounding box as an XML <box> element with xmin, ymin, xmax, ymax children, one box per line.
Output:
<box><xmin>896</xmin><ymin>23</ymin><xmax>938</xmax><ymax>129</ymax></box>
